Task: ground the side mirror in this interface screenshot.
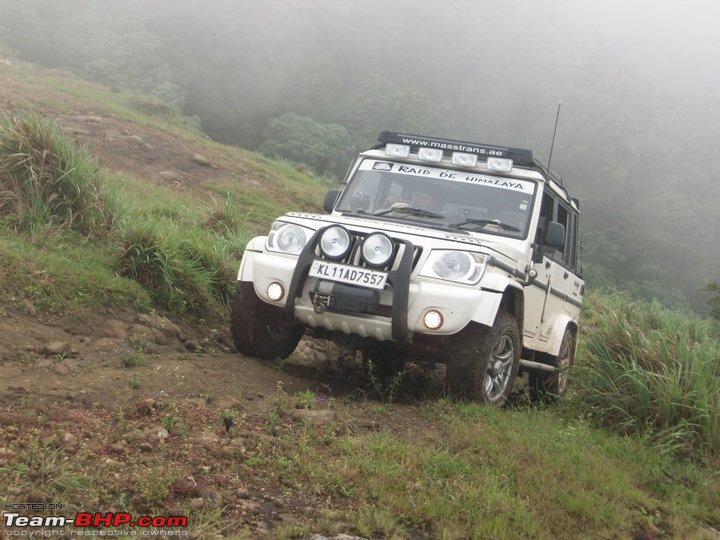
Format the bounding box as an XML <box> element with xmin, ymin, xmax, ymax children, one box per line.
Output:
<box><xmin>323</xmin><ymin>189</ymin><xmax>340</xmax><ymax>212</ymax></box>
<box><xmin>545</xmin><ymin>221</ymin><xmax>565</xmax><ymax>250</ymax></box>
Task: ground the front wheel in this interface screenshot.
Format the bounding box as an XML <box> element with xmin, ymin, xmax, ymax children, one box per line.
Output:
<box><xmin>446</xmin><ymin>313</ymin><xmax>520</xmax><ymax>406</ymax></box>
<box><xmin>230</xmin><ymin>282</ymin><xmax>303</xmax><ymax>360</ymax></box>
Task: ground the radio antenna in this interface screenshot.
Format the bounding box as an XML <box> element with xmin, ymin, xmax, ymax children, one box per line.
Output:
<box><xmin>547</xmin><ymin>101</ymin><xmax>562</xmax><ymax>185</ymax></box>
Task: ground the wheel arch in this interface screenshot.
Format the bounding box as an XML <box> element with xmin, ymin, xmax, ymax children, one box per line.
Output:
<box><xmin>499</xmin><ymin>283</ymin><xmax>524</xmax><ymax>336</ymax></box>
<box><xmin>547</xmin><ymin>314</ymin><xmax>579</xmax><ymax>356</ymax></box>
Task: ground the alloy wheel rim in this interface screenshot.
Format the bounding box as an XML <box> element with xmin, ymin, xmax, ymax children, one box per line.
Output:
<box><xmin>484</xmin><ymin>334</ymin><xmax>515</xmax><ymax>400</ymax></box>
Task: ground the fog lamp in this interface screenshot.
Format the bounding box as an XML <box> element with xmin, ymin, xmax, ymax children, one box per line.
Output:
<box><xmin>267</xmin><ymin>282</ymin><xmax>285</xmax><ymax>301</ymax></box>
<box><xmin>423</xmin><ymin>310</ymin><xmax>444</xmax><ymax>330</ymax></box>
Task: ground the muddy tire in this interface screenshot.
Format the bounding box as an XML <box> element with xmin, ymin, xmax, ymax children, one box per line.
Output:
<box><xmin>529</xmin><ymin>328</ymin><xmax>575</xmax><ymax>401</ymax></box>
<box><xmin>446</xmin><ymin>313</ymin><xmax>520</xmax><ymax>406</ymax></box>
<box><xmin>230</xmin><ymin>282</ymin><xmax>303</xmax><ymax>360</ymax></box>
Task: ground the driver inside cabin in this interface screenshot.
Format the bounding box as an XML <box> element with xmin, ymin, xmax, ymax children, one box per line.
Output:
<box><xmin>384</xmin><ymin>188</ymin><xmax>439</xmax><ymax>212</ymax></box>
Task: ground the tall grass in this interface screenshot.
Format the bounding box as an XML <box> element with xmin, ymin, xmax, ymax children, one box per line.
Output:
<box><xmin>116</xmin><ymin>214</ymin><xmax>245</xmax><ymax>317</ymax></box>
<box><xmin>0</xmin><ymin>112</ymin><xmax>119</xmax><ymax>236</ymax></box>
<box><xmin>575</xmin><ymin>291</ymin><xmax>720</xmax><ymax>460</ymax></box>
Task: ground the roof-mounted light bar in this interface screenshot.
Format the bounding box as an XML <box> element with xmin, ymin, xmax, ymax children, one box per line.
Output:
<box><xmin>377</xmin><ymin>131</ymin><xmax>534</xmax><ymax>167</ymax></box>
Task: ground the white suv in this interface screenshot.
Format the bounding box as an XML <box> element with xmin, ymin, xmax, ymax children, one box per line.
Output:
<box><xmin>232</xmin><ymin>132</ymin><xmax>584</xmax><ymax>405</ymax></box>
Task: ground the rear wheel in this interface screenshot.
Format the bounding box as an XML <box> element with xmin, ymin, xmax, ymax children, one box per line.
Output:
<box><xmin>230</xmin><ymin>282</ymin><xmax>303</xmax><ymax>360</ymax></box>
<box><xmin>446</xmin><ymin>313</ymin><xmax>520</xmax><ymax>406</ymax></box>
<box><xmin>529</xmin><ymin>328</ymin><xmax>575</xmax><ymax>401</ymax></box>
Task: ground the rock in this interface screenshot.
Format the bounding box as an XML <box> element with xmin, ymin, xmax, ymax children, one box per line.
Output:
<box><xmin>309</xmin><ymin>535</ymin><xmax>368</xmax><ymax>540</ymax></box>
<box><xmin>170</xmin><ymin>479</ymin><xmax>201</xmax><ymax>498</ymax></box>
<box><xmin>0</xmin><ymin>447</ymin><xmax>14</xmax><ymax>465</ymax></box>
<box><xmin>91</xmin><ymin>337</ymin><xmax>121</xmax><ymax>351</ymax></box>
<box><xmin>288</xmin><ymin>409</ymin><xmax>336</xmax><ymax>426</ymax></box>
<box><xmin>109</xmin><ymin>442</ymin><xmax>126</xmax><ymax>454</ymax></box>
<box><xmin>21</xmin><ymin>299</ymin><xmax>36</xmax><ymax>316</ymax></box>
<box><xmin>189</xmin><ymin>497</ymin><xmax>204</xmax><ymax>510</ymax></box>
<box><xmin>134</xmin><ymin>399</ymin><xmax>158</xmax><ymax>416</ymax></box>
<box><xmin>129</xmin><ymin>324</ymin><xmax>154</xmax><ymax>342</ymax></box>
<box><xmin>137</xmin><ymin>313</ymin><xmax>183</xmax><ymax>337</ymax></box>
<box><xmin>138</xmin><ymin>442</ymin><xmax>154</xmax><ymax>452</ymax></box>
<box><xmin>62</xmin><ymin>432</ymin><xmax>78</xmax><ymax>447</ymax></box>
<box><xmin>184</xmin><ymin>340</ymin><xmax>200</xmax><ymax>352</ymax></box>
<box><xmin>157</xmin><ymin>428</ymin><xmax>170</xmax><ymax>440</ymax></box>
<box><xmin>55</xmin><ymin>358</ymin><xmax>80</xmax><ymax>375</ymax></box>
<box><xmin>98</xmin><ymin>320</ymin><xmax>128</xmax><ymax>340</ymax></box>
<box><xmin>157</xmin><ymin>170</ymin><xmax>184</xmax><ymax>182</ymax></box>
<box><xmin>201</xmin><ymin>488</ymin><xmax>221</xmax><ymax>503</ymax></box>
<box><xmin>193</xmin><ymin>153</ymin><xmax>211</xmax><ymax>167</ymax></box>
<box><xmin>150</xmin><ymin>328</ymin><xmax>168</xmax><ymax>346</ymax></box>
<box><xmin>27</xmin><ymin>491</ymin><xmax>51</xmax><ymax>504</ymax></box>
<box><xmin>41</xmin><ymin>342</ymin><xmax>71</xmax><ymax>357</ymax></box>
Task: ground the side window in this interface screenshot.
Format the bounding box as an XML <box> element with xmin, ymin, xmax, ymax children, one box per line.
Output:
<box><xmin>537</xmin><ymin>190</ymin><xmax>578</xmax><ymax>270</ymax></box>
<box><xmin>535</xmin><ymin>192</ymin><xmax>554</xmax><ymax>245</ymax></box>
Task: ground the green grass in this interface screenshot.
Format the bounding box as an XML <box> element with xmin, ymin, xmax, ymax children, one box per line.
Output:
<box><xmin>0</xmin><ymin>232</ymin><xmax>151</xmax><ymax>316</ymax></box>
<box><xmin>573</xmin><ymin>290</ymin><xmax>720</xmax><ymax>460</ymax></box>
<box><xmin>263</xmin><ymin>400</ymin><xmax>720</xmax><ymax>539</ymax></box>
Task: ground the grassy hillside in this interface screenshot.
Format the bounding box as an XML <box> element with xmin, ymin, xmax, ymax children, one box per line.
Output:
<box><xmin>0</xmin><ymin>63</ymin><xmax>718</xmax><ymax>539</ymax></box>
<box><xmin>0</xmin><ymin>60</ymin><xmax>330</xmax><ymax>324</ymax></box>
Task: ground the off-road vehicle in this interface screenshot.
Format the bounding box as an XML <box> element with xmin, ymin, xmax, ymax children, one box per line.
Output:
<box><xmin>232</xmin><ymin>132</ymin><xmax>584</xmax><ymax>405</ymax></box>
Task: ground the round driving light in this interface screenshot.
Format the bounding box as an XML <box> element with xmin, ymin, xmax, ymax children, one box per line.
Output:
<box><xmin>277</xmin><ymin>224</ymin><xmax>308</xmax><ymax>254</ymax></box>
<box><xmin>267</xmin><ymin>282</ymin><xmax>285</xmax><ymax>301</ymax></box>
<box><xmin>320</xmin><ymin>226</ymin><xmax>351</xmax><ymax>259</ymax></box>
<box><xmin>423</xmin><ymin>310</ymin><xmax>444</xmax><ymax>330</ymax></box>
<box><xmin>432</xmin><ymin>251</ymin><xmax>473</xmax><ymax>280</ymax></box>
<box><xmin>362</xmin><ymin>233</ymin><xmax>393</xmax><ymax>267</ymax></box>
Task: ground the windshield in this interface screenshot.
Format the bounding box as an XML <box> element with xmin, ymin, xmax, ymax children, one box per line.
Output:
<box><xmin>335</xmin><ymin>159</ymin><xmax>537</xmax><ymax>238</ymax></box>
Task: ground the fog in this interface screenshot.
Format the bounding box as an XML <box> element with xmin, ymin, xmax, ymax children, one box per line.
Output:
<box><xmin>1</xmin><ymin>0</ymin><xmax>718</xmax><ymax>311</ymax></box>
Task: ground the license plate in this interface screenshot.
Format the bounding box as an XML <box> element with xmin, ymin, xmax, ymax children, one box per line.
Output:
<box><xmin>308</xmin><ymin>261</ymin><xmax>388</xmax><ymax>290</ymax></box>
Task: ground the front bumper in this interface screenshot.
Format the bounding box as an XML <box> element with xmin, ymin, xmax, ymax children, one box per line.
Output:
<box><xmin>239</xmin><ymin>229</ymin><xmax>503</xmax><ymax>342</ymax></box>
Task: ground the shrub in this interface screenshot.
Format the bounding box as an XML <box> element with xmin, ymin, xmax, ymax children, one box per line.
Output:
<box><xmin>116</xmin><ymin>221</ymin><xmax>213</xmax><ymax>314</ymax></box>
<box><xmin>575</xmin><ymin>291</ymin><xmax>720</xmax><ymax>460</ymax></box>
<box><xmin>0</xmin><ymin>112</ymin><xmax>119</xmax><ymax>236</ymax></box>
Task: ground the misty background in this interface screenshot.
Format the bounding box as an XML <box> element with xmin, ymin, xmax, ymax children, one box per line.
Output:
<box><xmin>1</xmin><ymin>0</ymin><xmax>718</xmax><ymax>313</ymax></box>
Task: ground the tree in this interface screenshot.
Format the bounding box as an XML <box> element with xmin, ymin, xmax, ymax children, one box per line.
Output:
<box><xmin>258</xmin><ymin>113</ymin><xmax>353</xmax><ymax>178</ymax></box>
<box><xmin>706</xmin><ymin>282</ymin><xmax>720</xmax><ymax>320</ymax></box>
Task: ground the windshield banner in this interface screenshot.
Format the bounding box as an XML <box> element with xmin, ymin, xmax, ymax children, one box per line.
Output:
<box><xmin>361</xmin><ymin>160</ymin><xmax>535</xmax><ymax>194</ymax></box>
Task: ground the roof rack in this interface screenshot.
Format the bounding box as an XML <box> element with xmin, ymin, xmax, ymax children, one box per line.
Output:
<box><xmin>376</xmin><ymin>131</ymin><xmax>535</xmax><ymax>167</ymax></box>
<box><xmin>374</xmin><ymin>131</ymin><xmax>575</xmax><ymax>202</ymax></box>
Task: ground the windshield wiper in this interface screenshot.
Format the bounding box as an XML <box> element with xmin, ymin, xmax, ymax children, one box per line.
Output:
<box><xmin>373</xmin><ymin>206</ymin><xmax>444</xmax><ymax>219</ymax></box>
<box><xmin>451</xmin><ymin>218</ymin><xmax>521</xmax><ymax>232</ymax></box>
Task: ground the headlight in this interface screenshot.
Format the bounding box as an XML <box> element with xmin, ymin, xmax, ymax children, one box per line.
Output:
<box><xmin>362</xmin><ymin>233</ymin><xmax>393</xmax><ymax>267</ymax></box>
<box><xmin>419</xmin><ymin>250</ymin><xmax>488</xmax><ymax>285</ymax></box>
<box><xmin>266</xmin><ymin>222</ymin><xmax>312</xmax><ymax>255</ymax></box>
<box><xmin>319</xmin><ymin>226</ymin><xmax>351</xmax><ymax>259</ymax></box>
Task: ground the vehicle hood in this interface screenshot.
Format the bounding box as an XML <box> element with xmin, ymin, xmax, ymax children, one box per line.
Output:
<box><xmin>280</xmin><ymin>212</ymin><xmax>528</xmax><ymax>265</ymax></box>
